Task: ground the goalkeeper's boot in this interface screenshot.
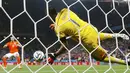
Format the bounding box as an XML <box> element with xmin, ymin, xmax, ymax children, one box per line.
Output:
<box><xmin>116</xmin><ymin>34</ymin><xmax>129</xmax><ymax>40</ymax></box>
<box><xmin>48</xmin><ymin>53</ymin><xmax>56</xmax><ymax>64</ymax></box>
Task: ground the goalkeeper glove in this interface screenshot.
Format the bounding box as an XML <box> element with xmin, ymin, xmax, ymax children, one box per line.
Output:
<box><xmin>48</xmin><ymin>53</ymin><xmax>56</xmax><ymax>64</ymax></box>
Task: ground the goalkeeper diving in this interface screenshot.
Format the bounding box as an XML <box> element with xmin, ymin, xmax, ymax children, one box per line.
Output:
<box><xmin>46</xmin><ymin>8</ymin><xmax>130</xmax><ymax>65</ymax></box>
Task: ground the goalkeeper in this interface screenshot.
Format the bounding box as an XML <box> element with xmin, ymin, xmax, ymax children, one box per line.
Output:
<box><xmin>48</xmin><ymin>8</ymin><xmax>130</xmax><ymax>65</ymax></box>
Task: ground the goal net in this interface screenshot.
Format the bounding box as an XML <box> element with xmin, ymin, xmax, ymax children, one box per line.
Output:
<box><xmin>0</xmin><ymin>0</ymin><xmax>130</xmax><ymax>73</ymax></box>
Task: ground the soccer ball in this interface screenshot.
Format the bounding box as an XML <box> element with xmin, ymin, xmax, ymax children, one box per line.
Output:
<box><xmin>33</xmin><ymin>50</ymin><xmax>44</xmax><ymax>61</ymax></box>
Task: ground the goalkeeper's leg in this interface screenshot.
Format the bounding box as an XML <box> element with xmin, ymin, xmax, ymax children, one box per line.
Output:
<box><xmin>99</xmin><ymin>33</ymin><xmax>129</xmax><ymax>41</ymax></box>
<box><xmin>103</xmin><ymin>56</ymin><xmax>126</xmax><ymax>65</ymax></box>
<box><xmin>92</xmin><ymin>46</ymin><xmax>128</xmax><ymax>65</ymax></box>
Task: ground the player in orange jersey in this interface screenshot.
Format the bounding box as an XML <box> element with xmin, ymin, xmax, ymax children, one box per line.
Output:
<box><xmin>2</xmin><ymin>37</ymin><xmax>22</xmax><ymax>69</ymax></box>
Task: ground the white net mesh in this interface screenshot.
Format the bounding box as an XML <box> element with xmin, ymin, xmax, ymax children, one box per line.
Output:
<box><xmin>0</xmin><ymin>0</ymin><xmax>130</xmax><ymax>73</ymax></box>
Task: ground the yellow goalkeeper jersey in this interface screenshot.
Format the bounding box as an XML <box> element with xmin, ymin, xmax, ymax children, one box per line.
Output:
<box><xmin>55</xmin><ymin>8</ymin><xmax>98</xmax><ymax>46</ymax></box>
<box><xmin>54</xmin><ymin>8</ymin><xmax>108</xmax><ymax>60</ymax></box>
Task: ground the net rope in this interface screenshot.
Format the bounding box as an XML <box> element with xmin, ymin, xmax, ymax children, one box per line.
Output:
<box><xmin>0</xmin><ymin>0</ymin><xmax>129</xmax><ymax>73</ymax></box>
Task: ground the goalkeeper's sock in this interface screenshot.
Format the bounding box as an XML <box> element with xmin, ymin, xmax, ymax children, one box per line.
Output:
<box><xmin>103</xmin><ymin>56</ymin><xmax>126</xmax><ymax>65</ymax></box>
<box><xmin>2</xmin><ymin>57</ymin><xmax>7</xmax><ymax>68</ymax></box>
<box><xmin>103</xmin><ymin>33</ymin><xmax>113</xmax><ymax>38</ymax></box>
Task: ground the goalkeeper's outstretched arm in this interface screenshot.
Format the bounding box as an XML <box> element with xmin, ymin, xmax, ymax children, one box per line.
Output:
<box><xmin>48</xmin><ymin>37</ymin><xmax>68</xmax><ymax>64</ymax></box>
<box><xmin>49</xmin><ymin>24</ymin><xmax>68</xmax><ymax>57</ymax></box>
<box><xmin>55</xmin><ymin>37</ymin><xmax>68</xmax><ymax>57</ymax></box>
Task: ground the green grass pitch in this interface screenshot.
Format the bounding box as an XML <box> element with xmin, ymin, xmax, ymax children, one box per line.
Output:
<box><xmin>0</xmin><ymin>65</ymin><xmax>130</xmax><ymax>73</ymax></box>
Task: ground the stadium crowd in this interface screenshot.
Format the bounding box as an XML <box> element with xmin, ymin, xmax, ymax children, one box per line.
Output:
<box><xmin>52</xmin><ymin>39</ymin><xmax>130</xmax><ymax>62</ymax></box>
<box><xmin>0</xmin><ymin>36</ymin><xmax>130</xmax><ymax>63</ymax></box>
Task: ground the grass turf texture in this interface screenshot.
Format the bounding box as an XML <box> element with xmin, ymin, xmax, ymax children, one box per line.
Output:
<box><xmin>0</xmin><ymin>65</ymin><xmax>130</xmax><ymax>73</ymax></box>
